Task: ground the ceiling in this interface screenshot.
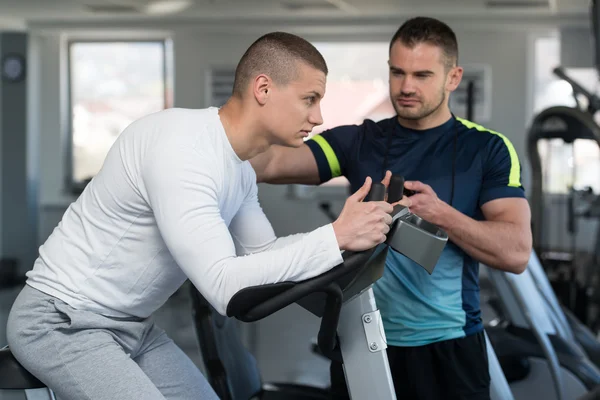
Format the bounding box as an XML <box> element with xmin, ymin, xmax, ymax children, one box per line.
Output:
<box><xmin>0</xmin><ymin>0</ymin><xmax>592</xmax><ymax>29</ymax></box>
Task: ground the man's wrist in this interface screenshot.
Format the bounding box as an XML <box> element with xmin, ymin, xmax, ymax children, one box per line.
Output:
<box><xmin>331</xmin><ymin>221</ymin><xmax>348</xmax><ymax>250</ymax></box>
<box><xmin>435</xmin><ymin>201</ymin><xmax>457</xmax><ymax>231</ymax></box>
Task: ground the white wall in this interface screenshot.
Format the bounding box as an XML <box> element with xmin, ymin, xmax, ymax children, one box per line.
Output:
<box><xmin>28</xmin><ymin>17</ymin><xmax>589</xmax><ymax>384</ymax></box>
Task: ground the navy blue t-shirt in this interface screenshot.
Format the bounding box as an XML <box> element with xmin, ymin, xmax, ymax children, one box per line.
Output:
<box><xmin>305</xmin><ymin>115</ymin><xmax>525</xmax><ymax>347</ymax></box>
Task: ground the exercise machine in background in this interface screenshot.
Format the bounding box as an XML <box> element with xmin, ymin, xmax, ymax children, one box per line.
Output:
<box><xmin>527</xmin><ymin>0</ymin><xmax>600</xmax><ymax>333</ymax></box>
<box><xmin>527</xmin><ymin>97</ymin><xmax>600</xmax><ymax>331</ymax></box>
<box><xmin>482</xmin><ymin>251</ymin><xmax>600</xmax><ymax>400</ymax></box>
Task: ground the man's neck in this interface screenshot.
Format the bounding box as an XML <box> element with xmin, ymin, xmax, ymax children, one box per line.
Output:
<box><xmin>218</xmin><ymin>97</ymin><xmax>270</xmax><ymax>161</ymax></box>
<box><xmin>397</xmin><ymin>106</ymin><xmax>452</xmax><ymax>131</ymax></box>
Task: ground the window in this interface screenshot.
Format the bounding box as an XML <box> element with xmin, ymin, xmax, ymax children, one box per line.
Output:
<box><xmin>537</xmin><ymin>138</ymin><xmax>600</xmax><ymax>194</ymax></box>
<box><xmin>532</xmin><ymin>36</ymin><xmax>600</xmax><ymax>194</ymax></box>
<box><xmin>67</xmin><ymin>40</ymin><xmax>173</xmax><ymax>192</ymax></box>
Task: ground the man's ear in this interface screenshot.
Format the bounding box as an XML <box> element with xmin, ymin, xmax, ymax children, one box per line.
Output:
<box><xmin>446</xmin><ymin>66</ymin><xmax>463</xmax><ymax>92</ymax></box>
<box><xmin>253</xmin><ymin>74</ymin><xmax>271</xmax><ymax>105</ymax></box>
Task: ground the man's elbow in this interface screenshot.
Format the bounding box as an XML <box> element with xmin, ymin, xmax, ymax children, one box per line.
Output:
<box><xmin>190</xmin><ymin>277</ymin><xmax>234</xmax><ymax>317</ymax></box>
<box><xmin>507</xmin><ymin>255</ymin><xmax>528</xmax><ymax>274</ymax></box>
<box><xmin>505</xmin><ymin>243</ymin><xmax>532</xmax><ymax>274</ymax></box>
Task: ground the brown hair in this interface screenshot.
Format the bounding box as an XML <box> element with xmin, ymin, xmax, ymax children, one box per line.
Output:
<box><xmin>232</xmin><ymin>32</ymin><xmax>328</xmax><ymax>96</ymax></box>
<box><xmin>390</xmin><ymin>17</ymin><xmax>458</xmax><ymax>70</ymax></box>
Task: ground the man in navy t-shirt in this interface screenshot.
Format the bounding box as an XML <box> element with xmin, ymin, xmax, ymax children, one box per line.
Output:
<box><xmin>250</xmin><ymin>17</ymin><xmax>532</xmax><ymax>400</ymax></box>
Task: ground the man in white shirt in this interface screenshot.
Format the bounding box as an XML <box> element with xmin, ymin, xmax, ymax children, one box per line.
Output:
<box><xmin>6</xmin><ymin>32</ymin><xmax>396</xmax><ymax>400</ymax></box>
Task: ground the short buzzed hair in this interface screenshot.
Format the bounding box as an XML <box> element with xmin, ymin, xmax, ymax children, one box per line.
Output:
<box><xmin>232</xmin><ymin>32</ymin><xmax>328</xmax><ymax>97</ymax></box>
<box><xmin>390</xmin><ymin>17</ymin><xmax>458</xmax><ymax>70</ymax></box>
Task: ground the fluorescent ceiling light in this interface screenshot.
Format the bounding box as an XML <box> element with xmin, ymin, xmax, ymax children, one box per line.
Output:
<box><xmin>145</xmin><ymin>0</ymin><xmax>193</xmax><ymax>15</ymax></box>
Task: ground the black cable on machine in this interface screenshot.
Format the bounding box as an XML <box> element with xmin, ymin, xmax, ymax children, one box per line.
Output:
<box><xmin>466</xmin><ymin>80</ymin><xmax>475</xmax><ymax>122</ymax></box>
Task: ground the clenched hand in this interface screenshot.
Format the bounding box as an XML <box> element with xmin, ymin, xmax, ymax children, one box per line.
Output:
<box><xmin>402</xmin><ymin>180</ymin><xmax>448</xmax><ymax>225</ymax></box>
<box><xmin>332</xmin><ymin>177</ymin><xmax>394</xmax><ymax>251</ymax></box>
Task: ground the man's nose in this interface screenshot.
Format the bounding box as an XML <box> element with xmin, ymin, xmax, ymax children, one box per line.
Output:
<box><xmin>309</xmin><ymin>106</ymin><xmax>324</xmax><ymax>126</ymax></box>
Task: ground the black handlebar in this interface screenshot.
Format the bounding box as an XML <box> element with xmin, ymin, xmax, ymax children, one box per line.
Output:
<box><xmin>226</xmin><ymin>182</ymin><xmax>387</xmax><ymax>318</ymax></box>
<box><xmin>225</xmin><ymin>247</ymin><xmax>377</xmax><ymax>321</ymax></box>
<box><xmin>387</xmin><ymin>175</ymin><xmax>405</xmax><ymax>203</ymax></box>
<box><xmin>226</xmin><ymin>179</ymin><xmax>402</xmax><ymax>362</ymax></box>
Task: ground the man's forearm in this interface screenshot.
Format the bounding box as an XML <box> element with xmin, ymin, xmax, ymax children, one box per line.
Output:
<box><xmin>249</xmin><ymin>144</ymin><xmax>321</xmax><ymax>185</ymax></box>
<box><xmin>436</xmin><ymin>205</ymin><xmax>530</xmax><ymax>273</ymax></box>
<box><xmin>249</xmin><ymin>148</ymin><xmax>275</xmax><ymax>183</ymax></box>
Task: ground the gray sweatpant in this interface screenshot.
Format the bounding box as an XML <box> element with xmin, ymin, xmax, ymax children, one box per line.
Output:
<box><xmin>6</xmin><ymin>284</ymin><xmax>219</xmax><ymax>400</ymax></box>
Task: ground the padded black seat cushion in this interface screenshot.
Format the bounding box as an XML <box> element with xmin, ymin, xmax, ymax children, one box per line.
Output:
<box><xmin>0</xmin><ymin>347</ymin><xmax>45</xmax><ymax>389</ymax></box>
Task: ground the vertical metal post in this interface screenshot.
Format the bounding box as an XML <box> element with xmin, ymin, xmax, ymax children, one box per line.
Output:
<box><xmin>337</xmin><ymin>288</ymin><xmax>396</xmax><ymax>400</ymax></box>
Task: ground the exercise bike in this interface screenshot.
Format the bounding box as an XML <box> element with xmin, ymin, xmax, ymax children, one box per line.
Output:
<box><xmin>190</xmin><ymin>176</ymin><xmax>516</xmax><ymax>400</ymax></box>
<box><xmin>0</xmin><ymin>176</ymin><xmax>444</xmax><ymax>400</ymax></box>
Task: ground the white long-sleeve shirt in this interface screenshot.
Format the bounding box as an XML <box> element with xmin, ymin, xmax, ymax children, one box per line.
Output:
<box><xmin>27</xmin><ymin>107</ymin><xmax>343</xmax><ymax>317</ymax></box>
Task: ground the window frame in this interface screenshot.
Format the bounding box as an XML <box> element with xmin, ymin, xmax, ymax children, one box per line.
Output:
<box><xmin>64</xmin><ymin>38</ymin><xmax>170</xmax><ymax>195</ymax></box>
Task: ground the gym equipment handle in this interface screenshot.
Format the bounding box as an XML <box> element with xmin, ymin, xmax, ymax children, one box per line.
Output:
<box><xmin>387</xmin><ymin>175</ymin><xmax>405</xmax><ymax>204</ymax></box>
<box><xmin>225</xmin><ymin>249</ymin><xmax>369</xmax><ymax>321</ymax></box>
<box><xmin>226</xmin><ymin>182</ymin><xmax>386</xmax><ymax>322</ymax></box>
